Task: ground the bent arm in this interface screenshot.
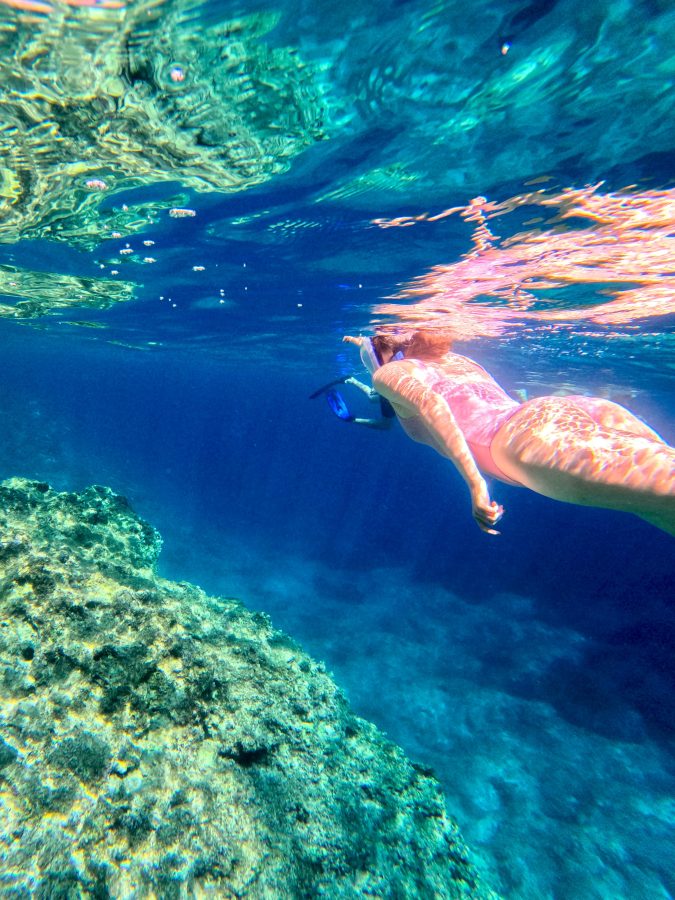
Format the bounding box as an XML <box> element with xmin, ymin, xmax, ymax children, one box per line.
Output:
<box><xmin>373</xmin><ymin>361</ymin><xmax>503</xmax><ymax>533</ymax></box>
<box><xmin>345</xmin><ymin>376</ymin><xmax>380</xmax><ymax>401</ymax></box>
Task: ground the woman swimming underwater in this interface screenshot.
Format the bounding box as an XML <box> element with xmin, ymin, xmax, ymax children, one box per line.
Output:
<box><xmin>339</xmin><ymin>331</ymin><xmax>675</xmax><ymax>536</ymax></box>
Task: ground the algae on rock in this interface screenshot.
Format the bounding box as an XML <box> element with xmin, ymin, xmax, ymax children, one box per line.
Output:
<box><xmin>0</xmin><ymin>478</ymin><xmax>493</xmax><ymax>897</ymax></box>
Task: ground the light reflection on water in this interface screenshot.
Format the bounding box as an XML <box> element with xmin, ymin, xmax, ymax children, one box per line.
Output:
<box><xmin>371</xmin><ymin>183</ymin><xmax>675</xmax><ymax>349</ymax></box>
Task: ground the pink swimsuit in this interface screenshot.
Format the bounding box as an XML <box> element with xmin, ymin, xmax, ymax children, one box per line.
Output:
<box><xmin>398</xmin><ymin>360</ymin><xmax>522</xmax><ymax>486</ymax></box>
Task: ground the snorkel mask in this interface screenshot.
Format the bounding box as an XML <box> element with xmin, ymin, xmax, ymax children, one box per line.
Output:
<box><xmin>342</xmin><ymin>334</ymin><xmax>404</xmax><ymax>375</ymax></box>
<box><xmin>359</xmin><ymin>337</ymin><xmax>404</xmax><ymax>374</ymax></box>
<box><xmin>359</xmin><ymin>338</ymin><xmax>382</xmax><ymax>376</ymax></box>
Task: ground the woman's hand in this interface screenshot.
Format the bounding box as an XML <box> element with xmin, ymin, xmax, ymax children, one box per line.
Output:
<box><xmin>472</xmin><ymin>498</ymin><xmax>505</xmax><ymax>535</ymax></box>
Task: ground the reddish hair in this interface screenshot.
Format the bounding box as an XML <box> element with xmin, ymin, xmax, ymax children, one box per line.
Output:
<box><xmin>372</xmin><ymin>330</ymin><xmax>453</xmax><ymax>362</ymax></box>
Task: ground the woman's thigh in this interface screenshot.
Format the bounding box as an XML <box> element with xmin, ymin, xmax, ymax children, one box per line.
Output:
<box><xmin>562</xmin><ymin>395</ymin><xmax>665</xmax><ymax>441</ymax></box>
<box><xmin>490</xmin><ymin>396</ymin><xmax>674</xmax><ymax>509</ymax></box>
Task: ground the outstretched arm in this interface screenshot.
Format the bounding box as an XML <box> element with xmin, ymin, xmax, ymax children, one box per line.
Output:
<box><xmin>373</xmin><ymin>361</ymin><xmax>504</xmax><ymax>534</ymax></box>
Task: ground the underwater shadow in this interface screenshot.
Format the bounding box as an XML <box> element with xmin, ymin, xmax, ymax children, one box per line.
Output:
<box><xmin>509</xmin><ymin>619</ymin><xmax>675</xmax><ymax>746</ymax></box>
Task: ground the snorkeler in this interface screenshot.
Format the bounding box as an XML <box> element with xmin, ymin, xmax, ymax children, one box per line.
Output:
<box><xmin>329</xmin><ymin>331</ymin><xmax>675</xmax><ymax>536</ymax></box>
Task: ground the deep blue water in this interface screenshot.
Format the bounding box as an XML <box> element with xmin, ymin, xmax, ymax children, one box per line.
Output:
<box><xmin>1</xmin><ymin>327</ymin><xmax>673</xmax><ymax>897</ymax></box>
<box><xmin>1</xmin><ymin>0</ymin><xmax>674</xmax><ymax>896</ymax></box>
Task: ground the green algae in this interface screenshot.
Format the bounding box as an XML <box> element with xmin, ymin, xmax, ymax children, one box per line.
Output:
<box><xmin>0</xmin><ymin>477</ymin><xmax>494</xmax><ymax>898</ymax></box>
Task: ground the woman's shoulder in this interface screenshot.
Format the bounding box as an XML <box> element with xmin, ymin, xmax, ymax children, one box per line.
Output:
<box><xmin>434</xmin><ymin>352</ymin><xmax>493</xmax><ymax>380</ymax></box>
<box><xmin>375</xmin><ymin>352</ymin><xmax>489</xmax><ymax>382</ymax></box>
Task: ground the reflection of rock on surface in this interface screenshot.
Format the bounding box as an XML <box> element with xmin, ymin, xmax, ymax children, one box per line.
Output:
<box><xmin>0</xmin><ymin>263</ymin><xmax>135</xmax><ymax>319</ymax></box>
<box><xmin>0</xmin><ymin>3</ymin><xmax>327</xmax><ymax>247</ymax></box>
<box><xmin>0</xmin><ymin>478</ymin><xmax>492</xmax><ymax>897</ymax></box>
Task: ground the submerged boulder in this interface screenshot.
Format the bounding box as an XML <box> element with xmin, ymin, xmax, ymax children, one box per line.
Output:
<box><xmin>0</xmin><ymin>478</ymin><xmax>492</xmax><ymax>898</ymax></box>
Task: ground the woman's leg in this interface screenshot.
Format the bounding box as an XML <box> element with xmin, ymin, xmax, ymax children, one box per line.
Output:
<box><xmin>490</xmin><ymin>397</ymin><xmax>675</xmax><ymax>534</ymax></box>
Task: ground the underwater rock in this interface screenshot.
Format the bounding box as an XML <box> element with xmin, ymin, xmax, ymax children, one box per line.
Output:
<box><xmin>0</xmin><ymin>478</ymin><xmax>492</xmax><ymax>898</ymax></box>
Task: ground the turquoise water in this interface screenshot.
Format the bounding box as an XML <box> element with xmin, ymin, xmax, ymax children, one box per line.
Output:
<box><xmin>0</xmin><ymin>0</ymin><xmax>674</xmax><ymax>896</ymax></box>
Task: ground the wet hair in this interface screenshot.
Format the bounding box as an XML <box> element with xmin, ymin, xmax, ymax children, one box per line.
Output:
<box><xmin>372</xmin><ymin>330</ymin><xmax>453</xmax><ymax>362</ymax></box>
<box><xmin>370</xmin><ymin>334</ymin><xmax>400</xmax><ymax>364</ymax></box>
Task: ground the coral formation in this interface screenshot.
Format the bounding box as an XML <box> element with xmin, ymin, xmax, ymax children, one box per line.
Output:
<box><xmin>0</xmin><ymin>478</ymin><xmax>492</xmax><ymax>897</ymax></box>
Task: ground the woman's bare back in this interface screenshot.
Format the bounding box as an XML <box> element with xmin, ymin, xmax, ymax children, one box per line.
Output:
<box><xmin>379</xmin><ymin>353</ymin><xmax>521</xmax><ymax>484</ymax></box>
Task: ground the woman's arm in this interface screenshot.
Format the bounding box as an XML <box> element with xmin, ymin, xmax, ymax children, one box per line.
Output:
<box><xmin>351</xmin><ymin>415</ymin><xmax>393</xmax><ymax>430</ymax></box>
<box><xmin>343</xmin><ymin>376</ymin><xmax>393</xmax><ymax>428</ymax></box>
<box><xmin>344</xmin><ymin>376</ymin><xmax>379</xmax><ymax>401</ymax></box>
<box><xmin>373</xmin><ymin>361</ymin><xmax>503</xmax><ymax>533</ymax></box>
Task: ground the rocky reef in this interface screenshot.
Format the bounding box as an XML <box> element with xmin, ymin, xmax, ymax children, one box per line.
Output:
<box><xmin>0</xmin><ymin>478</ymin><xmax>492</xmax><ymax>898</ymax></box>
